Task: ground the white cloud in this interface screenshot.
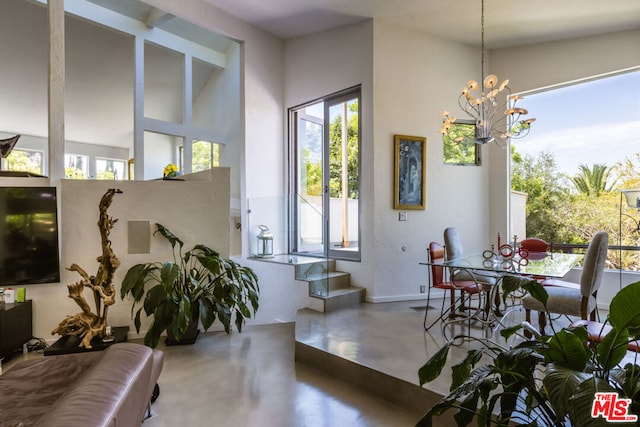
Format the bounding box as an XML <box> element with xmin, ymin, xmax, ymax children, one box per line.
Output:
<box><xmin>513</xmin><ymin>121</ymin><xmax>640</xmax><ymax>175</ymax></box>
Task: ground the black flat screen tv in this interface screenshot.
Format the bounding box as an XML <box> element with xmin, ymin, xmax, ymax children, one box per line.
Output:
<box><xmin>0</xmin><ymin>186</ymin><xmax>61</xmax><ymax>285</ymax></box>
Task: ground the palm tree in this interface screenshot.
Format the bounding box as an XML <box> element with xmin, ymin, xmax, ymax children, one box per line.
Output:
<box><xmin>571</xmin><ymin>163</ymin><xmax>616</xmax><ymax>196</ymax></box>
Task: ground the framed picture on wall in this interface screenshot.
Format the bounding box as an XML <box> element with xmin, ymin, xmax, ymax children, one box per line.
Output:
<box><xmin>394</xmin><ymin>134</ymin><xmax>426</xmax><ymax>210</ymax></box>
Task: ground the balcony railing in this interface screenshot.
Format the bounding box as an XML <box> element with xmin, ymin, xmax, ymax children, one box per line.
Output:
<box><xmin>549</xmin><ymin>243</ymin><xmax>639</xmax><ymax>271</ymax></box>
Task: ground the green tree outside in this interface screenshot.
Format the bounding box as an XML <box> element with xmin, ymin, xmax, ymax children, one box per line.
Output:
<box><xmin>4</xmin><ymin>149</ymin><xmax>43</xmax><ymax>175</ymax></box>
<box><xmin>443</xmin><ymin>122</ymin><xmax>477</xmax><ymax>165</ymax></box>
<box><xmin>512</xmin><ymin>148</ymin><xmax>640</xmax><ymax>270</ymax></box>
<box><xmin>570</xmin><ymin>163</ymin><xmax>616</xmax><ymax>196</ymax></box>
<box><xmin>303</xmin><ymin>100</ymin><xmax>359</xmax><ymax>199</ymax></box>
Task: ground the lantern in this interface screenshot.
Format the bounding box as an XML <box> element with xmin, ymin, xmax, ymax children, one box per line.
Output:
<box><xmin>256</xmin><ymin>224</ymin><xmax>274</xmax><ymax>258</ymax></box>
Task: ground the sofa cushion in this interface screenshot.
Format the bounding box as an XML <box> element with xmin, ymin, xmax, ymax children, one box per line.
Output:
<box><xmin>0</xmin><ymin>350</ymin><xmax>103</xmax><ymax>426</ymax></box>
<box><xmin>0</xmin><ymin>343</ymin><xmax>162</xmax><ymax>427</ymax></box>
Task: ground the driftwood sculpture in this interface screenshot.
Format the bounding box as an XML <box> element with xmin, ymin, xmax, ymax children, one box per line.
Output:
<box><xmin>52</xmin><ymin>188</ymin><xmax>122</xmax><ymax>348</ymax></box>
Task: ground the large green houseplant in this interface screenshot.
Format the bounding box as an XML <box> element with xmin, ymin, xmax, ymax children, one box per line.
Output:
<box><xmin>121</xmin><ymin>224</ymin><xmax>259</xmax><ymax>348</ymax></box>
<box><xmin>418</xmin><ymin>278</ymin><xmax>640</xmax><ymax>426</ymax></box>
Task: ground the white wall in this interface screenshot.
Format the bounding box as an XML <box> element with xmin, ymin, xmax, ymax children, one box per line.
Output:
<box><xmin>193</xmin><ymin>42</ymin><xmax>242</xmax><ymax>201</ymax></box>
<box><xmin>147</xmin><ymin>0</ymin><xmax>312</xmax><ymax>323</ymax></box>
<box><xmin>368</xmin><ymin>21</ymin><xmax>494</xmax><ymax>301</ymax></box>
<box><xmin>284</xmin><ymin>21</ymin><xmax>375</xmax><ymax>294</ymax></box>
<box><xmin>0</xmin><ymin>169</ymin><xmax>232</xmax><ymax>340</ymax></box>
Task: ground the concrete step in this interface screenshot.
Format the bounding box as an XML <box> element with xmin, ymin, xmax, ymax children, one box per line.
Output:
<box><xmin>294</xmin><ymin>259</ymin><xmax>336</xmax><ymax>279</ymax></box>
<box><xmin>307</xmin><ymin>286</ymin><xmax>365</xmax><ymax>313</ymax></box>
<box><xmin>295</xmin><ymin>338</ymin><xmax>436</xmax><ymax>416</ymax></box>
<box><xmin>305</xmin><ymin>271</ymin><xmax>351</xmax><ymax>294</ymax></box>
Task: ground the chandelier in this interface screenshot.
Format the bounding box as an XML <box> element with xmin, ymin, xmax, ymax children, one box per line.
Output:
<box><xmin>440</xmin><ymin>0</ymin><xmax>535</xmax><ymax>147</ymax></box>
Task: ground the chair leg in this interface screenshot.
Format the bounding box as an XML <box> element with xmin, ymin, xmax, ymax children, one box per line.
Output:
<box><xmin>525</xmin><ymin>309</ymin><xmax>532</xmax><ymax>338</ymax></box>
<box><xmin>538</xmin><ymin>311</ymin><xmax>547</xmax><ymax>335</ymax></box>
<box><xmin>424</xmin><ymin>288</ymin><xmax>450</xmax><ymax>331</ymax></box>
<box><xmin>423</xmin><ymin>287</ymin><xmax>431</xmax><ymax>329</ymax></box>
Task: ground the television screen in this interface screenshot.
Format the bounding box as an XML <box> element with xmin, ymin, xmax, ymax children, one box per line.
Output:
<box><xmin>0</xmin><ymin>187</ymin><xmax>60</xmax><ymax>285</ymax></box>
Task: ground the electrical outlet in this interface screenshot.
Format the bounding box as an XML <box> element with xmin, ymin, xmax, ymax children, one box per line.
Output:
<box><xmin>420</xmin><ymin>285</ymin><xmax>426</xmax><ymax>293</ymax></box>
<box><xmin>399</xmin><ymin>211</ymin><xmax>407</xmax><ymax>221</ymax></box>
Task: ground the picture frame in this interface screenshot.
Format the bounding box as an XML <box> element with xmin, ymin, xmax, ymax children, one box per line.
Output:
<box><xmin>394</xmin><ymin>134</ymin><xmax>426</xmax><ymax>210</ymax></box>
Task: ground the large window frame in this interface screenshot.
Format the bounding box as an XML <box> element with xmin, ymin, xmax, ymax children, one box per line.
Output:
<box><xmin>509</xmin><ymin>69</ymin><xmax>640</xmax><ymax>271</ymax></box>
<box><xmin>288</xmin><ymin>86</ymin><xmax>362</xmax><ymax>262</ymax></box>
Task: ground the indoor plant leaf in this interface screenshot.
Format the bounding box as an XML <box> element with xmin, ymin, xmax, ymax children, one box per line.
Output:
<box><xmin>121</xmin><ymin>224</ymin><xmax>259</xmax><ymax>348</ymax></box>
<box><xmin>543</xmin><ymin>364</ymin><xmax>591</xmax><ymax>419</ymax></box>
<box><xmin>160</xmin><ymin>262</ymin><xmax>180</xmax><ymax>293</ymax></box>
<box><xmin>154</xmin><ymin>223</ymin><xmax>184</xmax><ymax>250</ymax></box>
<box><xmin>567</xmin><ymin>376</ymin><xmax>616</xmax><ymax>427</ymax></box>
<box><xmin>418</xmin><ymin>342</ymin><xmax>450</xmax><ymax>385</ymax></box>
<box><xmin>596</xmin><ymin>326</ymin><xmax>629</xmax><ymax>370</ymax></box>
<box><xmin>546</xmin><ymin>328</ymin><xmax>591</xmax><ymax>371</ymax></box>
<box><xmin>501</xmin><ymin>276</ymin><xmax>533</xmax><ymax>305</ymax></box>
<box><xmin>451</xmin><ymin>349</ymin><xmax>483</xmax><ymax>390</ymax></box>
<box><xmin>610</xmin><ymin>281</ymin><xmax>640</xmax><ymax>331</ymax></box>
<box><xmin>522</xmin><ymin>279</ymin><xmax>549</xmax><ymax>307</ymax></box>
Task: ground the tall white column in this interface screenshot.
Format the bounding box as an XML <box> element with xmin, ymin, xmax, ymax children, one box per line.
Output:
<box><xmin>48</xmin><ymin>0</ymin><xmax>65</xmax><ymax>182</ymax></box>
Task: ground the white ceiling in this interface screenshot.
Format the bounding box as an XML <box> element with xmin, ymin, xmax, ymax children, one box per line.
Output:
<box><xmin>204</xmin><ymin>0</ymin><xmax>640</xmax><ymax>48</ymax></box>
<box><xmin>2</xmin><ymin>0</ymin><xmax>639</xmax><ymax>151</ymax></box>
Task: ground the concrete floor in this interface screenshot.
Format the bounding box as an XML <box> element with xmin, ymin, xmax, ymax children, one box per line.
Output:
<box><xmin>143</xmin><ymin>321</ymin><xmax>419</xmax><ymax>427</ymax></box>
<box><xmin>1</xmin><ymin>298</ymin><xmax>590</xmax><ymax>426</ymax></box>
<box><xmin>144</xmin><ymin>299</ymin><xmax>524</xmax><ymax>426</ymax></box>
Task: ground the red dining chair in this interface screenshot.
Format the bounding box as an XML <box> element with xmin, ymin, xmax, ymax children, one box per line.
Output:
<box><xmin>424</xmin><ymin>242</ymin><xmax>484</xmax><ymax>331</ymax></box>
<box><xmin>520</xmin><ymin>237</ymin><xmax>549</xmax><ymax>254</ymax></box>
<box><xmin>520</xmin><ymin>238</ymin><xmax>550</xmax><ymax>281</ymax></box>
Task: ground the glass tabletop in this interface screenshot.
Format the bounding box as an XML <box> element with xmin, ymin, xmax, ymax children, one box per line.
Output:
<box><xmin>421</xmin><ymin>252</ymin><xmax>584</xmax><ymax>279</ymax></box>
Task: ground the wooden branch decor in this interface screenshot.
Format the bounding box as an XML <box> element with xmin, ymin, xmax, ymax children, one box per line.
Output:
<box><xmin>52</xmin><ymin>188</ymin><xmax>123</xmax><ymax>348</ymax></box>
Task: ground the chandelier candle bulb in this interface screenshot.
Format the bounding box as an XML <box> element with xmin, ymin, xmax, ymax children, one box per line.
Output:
<box><xmin>440</xmin><ymin>0</ymin><xmax>535</xmax><ymax>148</ymax></box>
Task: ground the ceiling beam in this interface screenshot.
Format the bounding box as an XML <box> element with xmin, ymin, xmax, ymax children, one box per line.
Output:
<box><xmin>146</xmin><ymin>8</ymin><xmax>174</xmax><ymax>28</ymax></box>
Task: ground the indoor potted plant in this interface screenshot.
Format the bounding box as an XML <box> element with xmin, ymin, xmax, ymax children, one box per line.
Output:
<box><xmin>121</xmin><ymin>223</ymin><xmax>259</xmax><ymax>348</ymax></box>
<box><xmin>417</xmin><ymin>278</ymin><xmax>640</xmax><ymax>426</ymax></box>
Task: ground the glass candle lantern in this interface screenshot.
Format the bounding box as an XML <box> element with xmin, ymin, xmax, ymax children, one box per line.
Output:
<box><xmin>622</xmin><ymin>188</ymin><xmax>640</xmax><ymax>210</ymax></box>
<box><xmin>257</xmin><ymin>225</ymin><xmax>274</xmax><ymax>258</ymax></box>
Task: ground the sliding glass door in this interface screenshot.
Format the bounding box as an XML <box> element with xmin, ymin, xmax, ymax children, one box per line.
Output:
<box><xmin>290</xmin><ymin>86</ymin><xmax>360</xmax><ymax>261</ymax></box>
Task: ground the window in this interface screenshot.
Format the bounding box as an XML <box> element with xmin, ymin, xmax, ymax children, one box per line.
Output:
<box><xmin>510</xmin><ymin>69</ymin><xmax>640</xmax><ymax>270</ymax></box>
<box><xmin>65</xmin><ymin>154</ymin><xmax>89</xmax><ymax>179</ymax></box>
<box><xmin>96</xmin><ymin>158</ymin><xmax>126</xmax><ymax>180</ymax></box>
<box><xmin>443</xmin><ymin>121</ymin><xmax>480</xmax><ymax>165</ymax></box>
<box><xmin>181</xmin><ymin>140</ymin><xmax>220</xmax><ymax>173</ymax></box>
<box><xmin>2</xmin><ymin>149</ymin><xmax>44</xmax><ymax>175</ymax></box>
<box><xmin>289</xmin><ymin>86</ymin><xmax>361</xmax><ymax>261</ymax></box>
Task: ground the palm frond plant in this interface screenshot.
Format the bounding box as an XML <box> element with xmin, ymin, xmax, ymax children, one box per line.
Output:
<box><xmin>417</xmin><ymin>278</ymin><xmax>640</xmax><ymax>427</ymax></box>
<box><xmin>121</xmin><ymin>223</ymin><xmax>259</xmax><ymax>348</ymax></box>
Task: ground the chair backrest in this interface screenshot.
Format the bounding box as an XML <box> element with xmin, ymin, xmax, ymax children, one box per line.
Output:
<box><xmin>580</xmin><ymin>231</ymin><xmax>609</xmax><ymax>297</ymax></box>
<box><xmin>520</xmin><ymin>238</ymin><xmax>549</xmax><ymax>253</ymax></box>
<box><xmin>443</xmin><ymin>227</ymin><xmax>464</xmax><ymax>260</ymax></box>
<box><xmin>428</xmin><ymin>242</ymin><xmax>446</xmax><ymax>286</ymax></box>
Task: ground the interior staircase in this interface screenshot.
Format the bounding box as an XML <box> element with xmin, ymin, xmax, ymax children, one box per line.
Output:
<box><xmin>291</xmin><ymin>256</ymin><xmax>364</xmax><ymax>313</ymax></box>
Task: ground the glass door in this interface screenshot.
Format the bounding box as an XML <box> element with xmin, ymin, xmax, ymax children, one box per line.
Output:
<box><xmin>294</xmin><ymin>109</ymin><xmax>325</xmax><ymax>255</ymax></box>
<box><xmin>290</xmin><ymin>86</ymin><xmax>361</xmax><ymax>261</ymax></box>
<box><xmin>325</xmin><ymin>92</ymin><xmax>360</xmax><ymax>261</ymax></box>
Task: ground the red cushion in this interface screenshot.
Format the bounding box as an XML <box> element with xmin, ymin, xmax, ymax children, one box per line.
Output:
<box><xmin>569</xmin><ymin>320</ymin><xmax>639</xmax><ymax>352</ymax></box>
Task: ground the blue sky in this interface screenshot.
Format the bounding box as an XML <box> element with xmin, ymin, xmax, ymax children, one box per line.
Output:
<box><xmin>512</xmin><ymin>69</ymin><xmax>640</xmax><ymax>177</ymax></box>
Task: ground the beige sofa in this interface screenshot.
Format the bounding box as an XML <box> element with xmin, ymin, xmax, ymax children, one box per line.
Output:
<box><xmin>0</xmin><ymin>343</ymin><xmax>163</xmax><ymax>427</ymax></box>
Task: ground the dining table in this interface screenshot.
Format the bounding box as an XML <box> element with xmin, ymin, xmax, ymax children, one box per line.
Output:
<box><xmin>420</xmin><ymin>251</ymin><xmax>584</xmax><ymax>332</ymax></box>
